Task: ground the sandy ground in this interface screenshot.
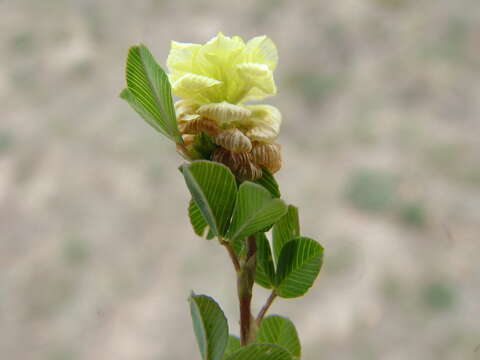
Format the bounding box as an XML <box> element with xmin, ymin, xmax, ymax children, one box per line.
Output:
<box><xmin>1</xmin><ymin>0</ymin><xmax>480</xmax><ymax>359</ymax></box>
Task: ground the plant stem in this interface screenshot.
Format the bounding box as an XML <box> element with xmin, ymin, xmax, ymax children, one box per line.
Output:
<box><xmin>256</xmin><ymin>291</ymin><xmax>277</xmax><ymax>324</ymax></box>
<box><xmin>222</xmin><ymin>241</ymin><xmax>240</xmax><ymax>273</ymax></box>
<box><xmin>238</xmin><ymin>235</ymin><xmax>257</xmax><ymax>346</ymax></box>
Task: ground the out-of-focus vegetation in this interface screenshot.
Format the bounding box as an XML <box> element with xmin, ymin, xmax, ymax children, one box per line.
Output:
<box><xmin>1</xmin><ymin>0</ymin><xmax>479</xmax><ymax>359</ymax></box>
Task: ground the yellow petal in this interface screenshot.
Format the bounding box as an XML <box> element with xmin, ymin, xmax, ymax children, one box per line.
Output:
<box><xmin>245</xmin><ymin>105</ymin><xmax>281</xmax><ymax>142</ymax></box>
<box><xmin>235</xmin><ymin>62</ymin><xmax>276</xmax><ymax>102</ymax></box>
<box><xmin>175</xmin><ymin>100</ymin><xmax>199</xmax><ymax>118</ymax></box>
<box><xmin>166</xmin><ymin>34</ymin><xmax>279</xmax><ymax>105</ymax></box>
<box><xmin>190</xmin><ymin>33</ymin><xmax>243</xmax><ymax>79</ymax></box>
<box><xmin>244</xmin><ymin>35</ymin><xmax>278</xmax><ymax>70</ymax></box>
<box><xmin>202</xmin><ymin>33</ymin><xmax>245</xmax><ymax>65</ymax></box>
<box><xmin>167</xmin><ymin>41</ymin><xmax>201</xmax><ymax>73</ymax></box>
<box><xmin>197</xmin><ymin>101</ymin><xmax>251</xmax><ymax>125</ymax></box>
<box><xmin>171</xmin><ymin>73</ymin><xmax>222</xmax><ymax>103</ymax></box>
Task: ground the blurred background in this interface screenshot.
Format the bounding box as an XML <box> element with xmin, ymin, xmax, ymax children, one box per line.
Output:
<box><xmin>1</xmin><ymin>0</ymin><xmax>480</xmax><ymax>359</ymax></box>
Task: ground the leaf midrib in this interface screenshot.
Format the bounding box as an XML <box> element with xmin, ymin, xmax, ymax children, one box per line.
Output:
<box><xmin>229</xmin><ymin>199</ymin><xmax>283</xmax><ymax>241</ymax></box>
<box><xmin>120</xmin><ymin>88</ymin><xmax>170</xmax><ymax>137</ymax></box>
<box><xmin>276</xmin><ymin>243</ymin><xmax>321</xmax><ymax>288</ymax></box>
<box><xmin>191</xmin><ymin>299</ymin><xmax>209</xmax><ymax>360</ymax></box>
<box><xmin>137</xmin><ymin>46</ymin><xmax>174</xmax><ymax>136</ymax></box>
<box><xmin>183</xmin><ymin>164</ymin><xmax>219</xmax><ymax>236</ymax></box>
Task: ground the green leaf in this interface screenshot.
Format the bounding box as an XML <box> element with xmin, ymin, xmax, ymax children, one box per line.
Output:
<box><xmin>225</xmin><ymin>344</ymin><xmax>292</xmax><ymax>360</ymax></box>
<box><xmin>227</xmin><ymin>182</ymin><xmax>287</xmax><ymax>242</ymax></box>
<box><xmin>222</xmin><ymin>336</ymin><xmax>241</xmax><ymax>359</ymax></box>
<box><xmin>275</xmin><ymin>237</ymin><xmax>323</xmax><ymax>298</ymax></box>
<box><xmin>254</xmin><ymin>169</ymin><xmax>281</xmax><ymax>198</ymax></box>
<box><xmin>188</xmin><ymin>200</ymin><xmax>214</xmax><ymax>239</ymax></box>
<box><xmin>120</xmin><ymin>88</ymin><xmax>171</xmax><ymax>136</ymax></box>
<box><xmin>257</xmin><ymin>315</ymin><xmax>301</xmax><ymax>359</ymax></box>
<box><xmin>230</xmin><ymin>237</ymin><xmax>245</xmax><ymax>258</ymax></box>
<box><xmin>255</xmin><ymin>233</ymin><xmax>276</xmax><ymax>289</ymax></box>
<box><xmin>189</xmin><ymin>199</ymin><xmax>208</xmax><ymax>237</ymax></box>
<box><xmin>189</xmin><ymin>293</ymin><xmax>229</xmax><ymax>360</ymax></box>
<box><xmin>124</xmin><ymin>44</ymin><xmax>182</xmax><ymax>142</ymax></box>
<box><xmin>182</xmin><ymin>161</ymin><xmax>237</xmax><ymax>237</ymax></box>
<box><xmin>272</xmin><ymin>205</ymin><xmax>300</xmax><ymax>263</ymax></box>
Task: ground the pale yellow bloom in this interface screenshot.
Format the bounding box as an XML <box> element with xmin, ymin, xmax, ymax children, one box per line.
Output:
<box><xmin>167</xmin><ymin>33</ymin><xmax>278</xmax><ymax>104</ymax></box>
<box><xmin>168</xmin><ymin>33</ymin><xmax>282</xmax><ymax>179</ymax></box>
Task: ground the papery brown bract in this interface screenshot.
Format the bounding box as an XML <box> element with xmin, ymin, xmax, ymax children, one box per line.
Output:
<box><xmin>213</xmin><ymin>128</ymin><xmax>252</xmax><ymax>153</ymax></box>
<box><xmin>251</xmin><ymin>143</ymin><xmax>282</xmax><ymax>173</ymax></box>
<box><xmin>212</xmin><ymin>147</ymin><xmax>262</xmax><ymax>181</ymax></box>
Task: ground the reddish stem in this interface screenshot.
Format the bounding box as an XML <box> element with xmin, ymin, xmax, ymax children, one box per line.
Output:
<box><xmin>256</xmin><ymin>291</ymin><xmax>277</xmax><ymax>324</ymax></box>
<box><xmin>223</xmin><ymin>241</ymin><xmax>241</xmax><ymax>273</ymax></box>
<box><xmin>238</xmin><ymin>235</ymin><xmax>257</xmax><ymax>346</ymax></box>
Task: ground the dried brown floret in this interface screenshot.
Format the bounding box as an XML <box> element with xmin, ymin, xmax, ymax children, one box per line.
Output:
<box><xmin>251</xmin><ymin>142</ymin><xmax>282</xmax><ymax>173</ymax></box>
<box><xmin>182</xmin><ymin>134</ymin><xmax>195</xmax><ymax>147</ymax></box>
<box><xmin>179</xmin><ymin>116</ymin><xmax>219</xmax><ymax>135</ymax></box>
<box><xmin>212</xmin><ymin>128</ymin><xmax>252</xmax><ymax>153</ymax></box>
<box><xmin>176</xmin><ymin>143</ymin><xmax>191</xmax><ymax>160</ymax></box>
<box><xmin>246</xmin><ymin>123</ymin><xmax>279</xmax><ymax>142</ymax></box>
<box><xmin>211</xmin><ymin>147</ymin><xmax>262</xmax><ymax>181</ymax></box>
<box><xmin>175</xmin><ymin>100</ymin><xmax>199</xmax><ymax>119</ymax></box>
<box><xmin>197</xmin><ymin>102</ymin><xmax>251</xmax><ymax>125</ymax></box>
<box><xmin>236</xmin><ymin>160</ymin><xmax>262</xmax><ymax>181</ymax></box>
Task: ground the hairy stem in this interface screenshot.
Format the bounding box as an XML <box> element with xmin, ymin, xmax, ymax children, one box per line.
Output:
<box><xmin>256</xmin><ymin>291</ymin><xmax>277</xmax><ymax>325</ymax></box>
<box><xmin>238</xmin><ymin>235</ymin><xmax>257</xmax><ymax>346</ymax></box>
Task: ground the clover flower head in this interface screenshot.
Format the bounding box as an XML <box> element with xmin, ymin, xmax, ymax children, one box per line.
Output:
<box><xmin>168</xmin><ymin>33</ymin><xmax>283</xmax><ymax>180</ymax></box>
<box><xmin>167</xmin><ymin>32</ymin><xmax>278</xmax><ymax>104</ymax></box>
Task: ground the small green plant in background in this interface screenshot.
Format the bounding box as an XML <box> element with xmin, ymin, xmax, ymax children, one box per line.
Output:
<box><xmin>345</xmin><ymin>168</ymin><xmax>428</xmax><ymax>228</ymax></box>
<box><xmin>422</xmin><ymin>280</ymin><xmax>456</xmax><ymax>312</ymax></box>
<box><xmin>120</xmin><ymin>33</ymin><xmax>324</xmax><ymax>359</ymax></box>
<box><xmin>345</xmin><ymin>168</ymin><xmax>397</xmax><ymax>213</ymax></box>
<box><xmin>0</xmin><ymin>131</ymin><xmax>14</xmax><ymax>155</ymax></box>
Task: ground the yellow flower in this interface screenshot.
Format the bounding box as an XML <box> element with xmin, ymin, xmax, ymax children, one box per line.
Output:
<box><xmin>168</xmin><ymin>33</ymin><xmax>282</xmax><ymax>180</ymax></box>
<box><xmin>167</xmin><ymin>32</ymin><xmax>278</xmax><ymax>104</ymax></box>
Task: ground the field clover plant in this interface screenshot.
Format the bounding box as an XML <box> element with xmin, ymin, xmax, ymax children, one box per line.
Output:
<box><xmin>120</xmin><ymin>33</ymin><xmax>324</xmax><ymax>360</ymax></box>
